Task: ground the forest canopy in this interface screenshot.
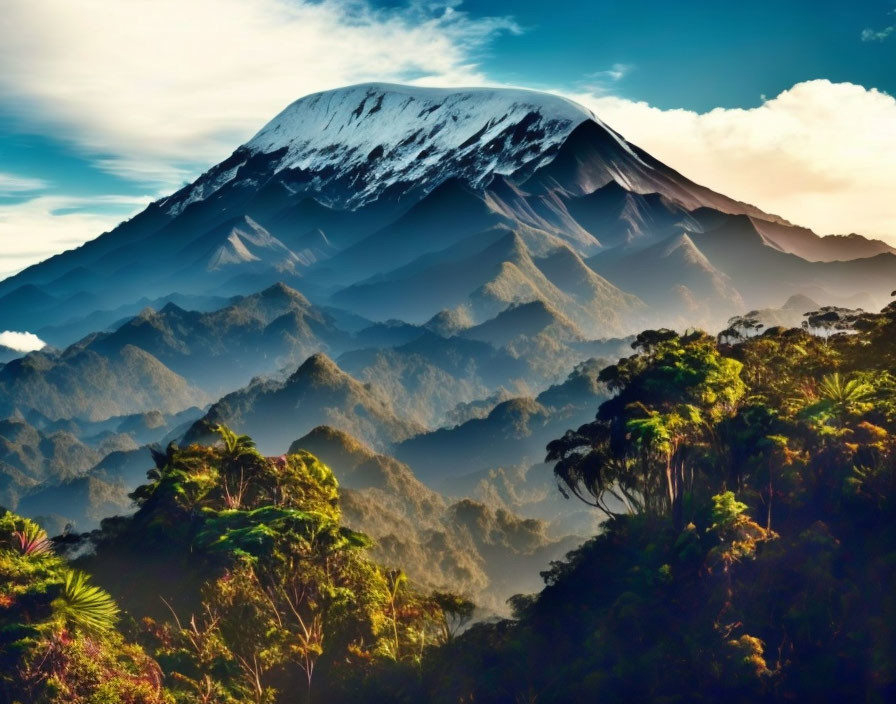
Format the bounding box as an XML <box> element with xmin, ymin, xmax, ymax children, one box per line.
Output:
<box><xmin>404</xmin><ymin>298</ymin><xmax>896</xmax><ymax>702</ymax></box>
<box><xmin>3</xmin><ymin>298</ymin><xmax>896</xmax><ymax>702</ymax></box>
<box><xmin>0</xmin><ymin>426</ymin><xmax>469</xmax><ymax>703</ymax></box>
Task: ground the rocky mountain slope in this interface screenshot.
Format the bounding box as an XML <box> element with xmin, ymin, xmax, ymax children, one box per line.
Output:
<box><xmin>2</xmin><ymin>83</ymin><xmax>891</xmax><ymax>343</ymax></box>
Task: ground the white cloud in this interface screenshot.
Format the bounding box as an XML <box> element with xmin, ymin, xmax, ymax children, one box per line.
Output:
<box><xmin>587</xmin><ymin>63</ymin><xmax>634</xmax><ymax>83</ymax></box>
<box><xmin>575</xmin><ymin>64</ymin><xmax>635</xmax><ymax>97</ymax></box>
<box><xmin>0</xmin><ymin>194</ymin><xmax>152</xmax><ymax>276</ymax></box>
<box><xmin>861</xmin><ymin>26</ymin><xmax>894</xmax><ymax>41</ymax></box>
<box><xmin>0</xmin><ymin>172</ymin><xmax>48</xmax><ymax>194</ymax></box>
<box><xmin>0</xmin><ymin>330</ymin><xmax>46</xmax><ymax>353</ymax></box>
<box><xmin>0</xmin><ymin>0</ymin><xmax>517</xmax><ymax>190</ymax></box>
<box><xmin>566</xmin><ymin>80</ymin><xmax>896</xmax><ymax>241</ymax></box>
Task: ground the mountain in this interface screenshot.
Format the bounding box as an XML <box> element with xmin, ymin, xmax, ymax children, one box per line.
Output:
<box><xmin>749</xmin><ymin>217</ymin><xmax>896</xmax><ymax>261</ymax></box>
<box><xmin>0</xmin><ymin>418</ymin><xmax>101</xmax><ymax>508</ymax></box>
<box><xmin>86</xmin><ymin>282</ymin><xmax>349</xmax><ymax>394</ymax></box>
<box><xmin>186</xmin><ymin>353</ymin><xmax>424</xmax><ymax>454</ymax></box>
<box><xmin>0</xmin><ymin>344</ymin><xmax>206</xmax><ymax>422</ymax></box>
<box><xmin>291</xmin><ymin>228</ymin><xmax>337</xmax><ymax>265</ymax></box>
<box><xmin>0</xmin><ymin>283</ymin><xmax>354</xmax><ymax>422</ymax></box>
<box><xmin>0</xmin><ymin>284</ymin><xmax>60</xmax><ymax>330</ymax></box>
<box><xmin>338</xmin><ymin>331</ymin><xmax>530</xmax><ymax>428</ymax></box>
<box><xmin>10</xmin><ymin>445</ymin><xmax>158</xmax><ymax>536</ymax></box>
<box><xmin>333</xmin><ymin>228</ymin><xmax>646</xmax><ymax>335</ymax></box>
<box><xmin>460</xmin><ymin>299</ymin><xmax>583</xmax><ymax>348</ymax></box>
<box><xmin>686</xmin><ymin>213</ymin><xmax>896</xmax><ymax>309</ymax></box>
<box><xmin>2</xmin><ymin>82</ymin><xmax>891</xmax><ymax>344</ymax></box>
<box><xmin>394</xmin><ymin>397</ymin><xmax>553</xmax><ymax>482</ymax></box>
<box><xmin>35</xmin><ymin>292</ymin><xmax>233</xmax><ymax>348</ymax></box>
<box><xmin>239</xmin><ymin>84</ymin><xmax>594</xmax><ymax>209</ymax></box>
<box><xmin>317</xmin><ymin>178</ymin><xmax>509</xmax><ymax>286</ymax></box>
<box><xmin>16</xmin><ymin>474</ymin><xmax>131</xmax><ymax>536</ymax></box>
<box><xmin>394</xmin><ymin>358</ymin><xmax>609</xmax><ymax>484</ymax></box>
<box><xmin>0</xmin><ymin>345</ymin><xmax>24</xmax><ymax>365</ymax></box>
<box><xmin>591</xmin><ymin>232</ymin><xmax>744</xmax><ymax>327</ymax></box>
<box><xmin>289</xmin><ymin>426</ymin><xmax>582</xmax><ymax>613</ymax></box>
<box><xmin>730</xmin><ymin>294</ymin><xmax>823</xmax><ymax>332</ymax></box>
<box><xmin>424</xmin><ymin>308</ymin><xmax>474</xmax><ymax>337</ymax></box>
<box><xmin>21</xmin><ymin>407</ymin><xmax>203</xmax><ymax>450</ymax></box>
<box><xmin>179</xmin><ymin>215</ymin><xmax>304</xmax><ymax>274</ymax></box>
<box><xmin>560</xmin><ymin>181</ymin><xmax>700</xmax><ymax>249</ymax></box>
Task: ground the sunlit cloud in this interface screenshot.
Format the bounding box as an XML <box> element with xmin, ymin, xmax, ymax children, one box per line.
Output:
<box><xmin>0</xmin><ymin>194</ymin><xmax>152</xmax><ymax>276</ymax></box>
<box><xmin>0</xmin><ymin>330</ymin><xmax>46</xmax><ymax>352</ymax></box>
<box><xmin>567</xmin><ymin>80</ymin><xmax>896</xmax><ymax>241</ymax></box>
<box><xmin>0</xmin><ymin>0</ymin><xmax>518</xmax><ymax>190</ymax></box>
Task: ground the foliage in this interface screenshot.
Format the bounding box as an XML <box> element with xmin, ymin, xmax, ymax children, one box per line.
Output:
<box><xmin>54</xmin><ymin>570</ymin><xmax>120</xmax><ymax>634</ymax></box>
<box><xmin>377</xmin><ymin>300</ymin><xmax>896</xmax><ymax>703</ymax></box>
<box><xmin>74</xmin><ymin>425</ymin><xmax>456</xmax><ymax>703</ymax></box>
<box><xmin>547</xmin><ymin>330</ymin><xmax>745</xmax><ymax>525</ymax></box>
<box><xmin>11</xmin><ymin>518</ymin><xmax>54</xmax><ymax>557</ymax></box>
<box><xmin>0</xmin><ymin>510</ymin><xmax>169</xmax><ymax>703</ymax></box>
<box><xmin>7</xmin><ymin>297</ymin><xmax>896</xmax><ymax>701</ymax></box>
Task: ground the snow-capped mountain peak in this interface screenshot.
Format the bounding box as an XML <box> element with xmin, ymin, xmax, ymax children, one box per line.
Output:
<box><xmin>158</xmin><ymin>82</ymin><xmax>782</xmax><ymax>233</ymax></box>
<box><xmin>246</xmin><ymin>83</ymin><xmax>598</xmax><ymax>203</ymax></box>
<box><xmin>163</xmin><ymin>84</ymin><xmax>613</xmax><ymax>216</ymax></box>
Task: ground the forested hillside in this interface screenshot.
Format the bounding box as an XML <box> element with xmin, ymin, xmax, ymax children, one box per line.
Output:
<box><xmin>365</xmin><ymin>297</ymin><xmax>896</xmax><ymax>702</ymax></box>
<box><xmin>3</xmin><ymin>299</ymin><xmax>896</xmax><ymax>702</ymax></box>
<box><xmin>1</xmin><ymin>426</ymin><xmax>470</xmax><ymax>703</ymax></box>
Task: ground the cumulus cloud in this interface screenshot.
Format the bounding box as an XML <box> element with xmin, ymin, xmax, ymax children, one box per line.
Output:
<box><xmin>0</xmin><ymin>194</ymin><xmax>152</xmax><ymax>276</ymax></box>
<box><xmin>0</xmin><ymin>0</ymin><xmax>517</xmax><ymax>189</ymax></box>
<box><xmin>0</xmin><ymin>330</ymin><xmax>46</xmax><ymax>353</ymax></box>
<box><xmin>567</xmin><ymin>80</ymin><xmax>896</xmax><ymax>240</ymax></box>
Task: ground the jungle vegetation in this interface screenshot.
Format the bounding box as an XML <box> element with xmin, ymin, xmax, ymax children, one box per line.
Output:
<box><xmin>3</xmin><ymin>297</ymin><xmax>896</xmax><ymax>702</ymax></box>
<box><xmin>352</xmin><ymin>298</ymin><xmax>896</xmax><ymax>702</ymax></box>
<box><xmin>1</xmin><ymin>426</ymin><xmax>471</xmax><ymax>703</ymax></box>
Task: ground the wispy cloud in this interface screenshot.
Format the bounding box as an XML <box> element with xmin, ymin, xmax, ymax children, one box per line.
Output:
<box><xmin>0</xmin><ymin>172</ymin><xmax>48</xmax><ymax>194</ymax></box>
<box><xmin>567</xmin><ymin>80</ymin><xmax>896</xmax><ymax>241</ymax></box>
<box><xmin>579</xmin><ymin>63</ymin><xmax>634</xmax><ymax>95</ymax></box>
<box><xmin>0</xmin><ymin>0</ymin><xmax>518</xmax><ymax>190</ymax></box>
<box><xmin>861</xmin><ymin>4</ymin><xmax>896</xmax><ymax>42</ymax></box>
<box><xmin>0</xmin><ymin>194</ymin><xmax>152</xmax><ymax>276</ymax></box>
<box><xmin>593</xmin><ymin>63</ymin><xmax>634</xmax><ymax>82</ymax></box>
<box><xmin>861</xmin><ymin>25</ymin><xmax>894</xmax><ymax>41</ymax></box>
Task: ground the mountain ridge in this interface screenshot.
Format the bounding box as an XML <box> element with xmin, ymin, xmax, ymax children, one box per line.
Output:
<box><xmin>0</xmin><ymin>81</ymin><xmax>892</xmax><ymax>349</ymax></box>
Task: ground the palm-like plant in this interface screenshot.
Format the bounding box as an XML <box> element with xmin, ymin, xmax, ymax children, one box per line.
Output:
<box><xmin>53</xmin><ymin>570</ymin><xmax>119</xmax><ymax>633</ymax></box>
<box><xmin>817</xmin><ymin>372</ymin><xmax>873</xmax><ymax>419</ymax></box>
<box><xmin>215</xmin><ymin>424</ymin><xmax>260</xmax><ymax>460</ymax></box>
<box><xmin>11</xmin><ymin>520</ymin><xmax>53</xmax><ymax>557</ymax></box>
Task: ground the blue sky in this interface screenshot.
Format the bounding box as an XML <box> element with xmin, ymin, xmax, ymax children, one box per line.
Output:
<box><xmin>456</xmin><ymin>0</ymin><xmax>896</xmax><ymax>109</ymax></box>
<box><xmin>1</xmin><ymin>0</ymin><xmax>895</xmax><ymax>277</ymax></box>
